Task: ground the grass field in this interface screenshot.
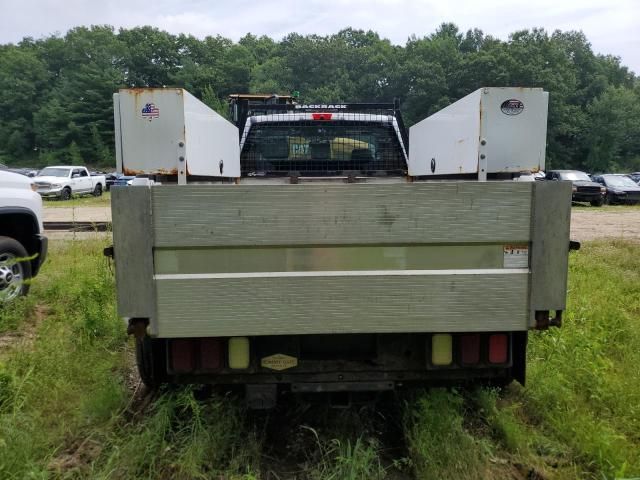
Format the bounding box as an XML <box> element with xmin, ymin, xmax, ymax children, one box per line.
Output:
<box><xmin>42</xmin><ymin>191</ymin><xmax>111</xmax><ymax>208</ymax></box>
<box><xmin>0</xmin><ymin>238</ymin><xmax>638</xmax><ymax>479</ymax></box>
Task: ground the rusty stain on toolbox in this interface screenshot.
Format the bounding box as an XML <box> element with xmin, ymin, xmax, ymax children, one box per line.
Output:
<box><xmin>123</xmin><ymin>167</ymin><xmax>179</xmax><ymax>176</ymax></box>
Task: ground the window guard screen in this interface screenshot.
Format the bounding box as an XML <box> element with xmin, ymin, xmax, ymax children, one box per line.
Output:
<box><xmin>240</xmin><ymin>118</ymin><xmax>407</xmax><ymax>177</ymax></box>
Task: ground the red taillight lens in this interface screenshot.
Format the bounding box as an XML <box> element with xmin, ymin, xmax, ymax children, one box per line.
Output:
<box><xmin>460</xmin><ymin>334</ymin><xmax>480</xmax><ymax>365</ymax></box>
<box><xmin>170</xmin><ymin>339</ymin><xmax>195</xmax><ymax>373</ymax></box>
<box><xmin>312</xmin><ymin>113</ymin><xmax>332</xmax><ymax>120</ymax></box>
<box><xmin>199</xmin><ymin>338</ymin><xmax>222</xmax><ymax>370</ymax></box>
<box><xmin>170</xmin><ymin>338</ymin><xmax>222</xmax><ymax>373</ymax></box>
<box><xmin>488</xmin><ymin>334</ymin><xmax>508</xmax><ymax>364</ymax></box>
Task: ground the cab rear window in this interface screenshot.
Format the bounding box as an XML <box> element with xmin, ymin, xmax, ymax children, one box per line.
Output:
<box><xmin>240</xmin><ymin>121</ymin><xmax>406</xmax><ymax>176</ymax></box>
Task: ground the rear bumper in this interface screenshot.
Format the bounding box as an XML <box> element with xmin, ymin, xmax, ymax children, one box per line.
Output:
<box><xmin>609</xmin><ymin>193</ymin><xmax>640</xmax><ymax>204</ymax></box>
<box><xmin>31</xmin><ymin>234</ymin><xmax>48</xmax><ymax>276</ymax></box>
<box><xmin>38</xmin><ymin>190</ymin><xmax>64</xmax><ymax>198</ymax></box>
<box><xmin>160</xmin><ymin>332</ymin><xmax>521</xmax><ymax>384</ymax></box>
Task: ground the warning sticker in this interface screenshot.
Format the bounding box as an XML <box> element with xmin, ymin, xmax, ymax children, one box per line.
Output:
<box><xmin>503</xmin><ymin>244</ymin><xmax>529</xmax><ymax>268</ymax></box>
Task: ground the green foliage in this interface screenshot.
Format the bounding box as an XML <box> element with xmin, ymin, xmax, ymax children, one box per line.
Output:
<box><xmin>67</xmin><ymin>140</ymin><xmax>83</xmax><ymax>165</ymax></box>
<box><xmin>0</xmin><ymin>238</ymin><xmax>260</xmax><ymax>479</ymax></box>
<box><xmin>473</xmin><ymin>388</ymin><xmax>531</xmax><ymax>454</ymax></box>
<box><xmin>42</xmin><ymin>189</ymin><xmax>111</xmax><ymax>207</ymax></box>
<box><xmin>0</xmin><ymin>239</ymin><xmax>126</xmax><ymax>478</ymax></box>
<box><xmin>585</xmin><ymin>86</ymin><xmax>640</xmax><ymax>172</ymax></box>
<box><xmin>303</xmin><ymin>429</ymin><xmax>386</xmax><ymax>480</ymax></box>
<box><xmin>0</xmin><ymin>24</ymin><xmax>638</xmax><ymax>170</ymax></box>
<box><xmin>92</xmin><ymin>389</ymin><xmax>261</xmax><ymax>479</ymax></box>
<box><xmin>404</xmin><ymin>389</ymin><xmax>490</xmax><ymax>479</ymax></box>
<box><xmin>201</xmin><ymin>84</ymin><xmax>229</xmax><ymax>119</ymax></box>
<box><xmin>523</xmin><ymin>240</ymin><xmax>640</xmax><ymax>477</ymax></box>
<box><xmin>0</xmin><ymin>294</ymin><xmax>35</xmax><ymax>333</ymax></box>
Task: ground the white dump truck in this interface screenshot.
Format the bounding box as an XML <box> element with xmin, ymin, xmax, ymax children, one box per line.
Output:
<box><xmin>109</xmin><ymin>87</ymin><xmax>572</xmax><ymax>408</ymax></box>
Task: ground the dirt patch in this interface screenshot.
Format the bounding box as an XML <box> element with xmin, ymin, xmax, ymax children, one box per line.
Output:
<box><xmin>0</xmin><ymin>304</ymin><xmax>49</xmax><ymax>352</ymax></box>
<box><xmin>47</xmin><ymin>436</ymin><xmax>103</xmax><ymax>475</ymax></box>
<box><xmin>487</xmin><ymin>459</ymin><xmax>549</xmax><ymax>480</ymax></box>
<box><xmin>571</xmin><ymin>209</ymin><xmax>640</xmax><ymax>242</ymax></box>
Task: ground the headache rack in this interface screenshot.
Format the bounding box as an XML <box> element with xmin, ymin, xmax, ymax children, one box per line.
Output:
<box><xmin>233</xmin><ymin>100</ymin><xmax>410</xmax><ymax>177</ymax></box>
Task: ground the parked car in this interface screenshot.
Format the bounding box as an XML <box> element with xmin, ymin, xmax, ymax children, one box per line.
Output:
<box><xmin>515</xmin><ymin>170</ymin><xmax>545</xmax><ymax>182</ymax></box>
<box><xmin>0</xmin><ymin>170</ymin><xmax>48</xmax><ymax>302</ymax></box>
<box><xmin>112</xmin><ymin>175</ymin><xmax>135</xmax><ymax>187</ymax></box>
<box><xmin>627</xmin><ymin>172</ymin><xmax>640</xmax><ymax>185</ymax></box>
<box><xmin>545</xmin><ymin>170</ymin><xmax>606</xmax><ymax>206</ymax></box>
<box><xmin>34</xmin><ymin>166</ymin><xmax>106</xmax><ymax>200</ymax></box>
<box><xmin>8</xmin><ymin>167</ymin><xmax>38</xmax><ymax>177</ymax></box>
<box><xmin>105</xmin><ymin>172</ymin><xmax>124</xmax><ymax>191</ymax></box>
<box><xmin>592</xmin><ymin>174</ymin><xmax>640</xmax><ymax>204</ymax></box>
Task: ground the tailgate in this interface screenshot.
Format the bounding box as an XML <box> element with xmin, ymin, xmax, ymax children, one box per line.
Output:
<box><xmin>111</xmin><ymin>181</ymin><xmax>571</xmax><ymax>337</ymax></box>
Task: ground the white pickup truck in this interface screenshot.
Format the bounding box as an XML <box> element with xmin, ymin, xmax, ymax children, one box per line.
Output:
<box><xmin>34</xmin><ymin>166</ymin><xmax>106</xmax><ymax>200</ymax></box>
<box><xmin>110</xmin><ymin>88</ymin><xmax>572</xmax><ymax>408</ymax></box>
<box><xmin>0</xmin><ymin>170</ymin><xmax>48</xmax><ymax>302</ymax></box>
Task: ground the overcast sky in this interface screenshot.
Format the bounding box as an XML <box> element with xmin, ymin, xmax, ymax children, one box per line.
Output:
<box><xmin>1</xmin><ymin>0</ymin><xmax>638</xmax><ymax>73</ymax></box>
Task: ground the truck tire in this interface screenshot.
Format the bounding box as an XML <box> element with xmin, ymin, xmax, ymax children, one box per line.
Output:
<box><xmin>93</xmin><ymin>184</ymin><xmax>103</xmax><ymax>197</ymax></box>
<box><xmin>510</xmin><ymin>331</ymin><xmax>528</xmax><ymax>385</ymax></box>
<box><xmin>135</xmin><ymin>336</ymin><xmax>167</xmax><ymax>388</ymax></box>
<box><xmin>0</xmin><ymin>236</ymin><xmax>32</xmax><ymax>303</ymax></box>
<box><xmin>60</xmin><ymin>187</ymin><xmax>72</xmax><ymax>201</ymax></box>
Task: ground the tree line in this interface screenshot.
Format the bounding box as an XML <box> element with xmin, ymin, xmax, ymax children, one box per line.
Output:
<box><xmin>0</xmin><ymin>23</ymin><xmax>638</xmax><ymax>172</ymax></box>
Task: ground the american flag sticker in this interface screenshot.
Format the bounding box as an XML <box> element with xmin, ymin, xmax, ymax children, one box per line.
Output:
<box><xmin>141</xmin><ymin>102</ymin><xmax>160</xmax><ymax>121</ymax></box>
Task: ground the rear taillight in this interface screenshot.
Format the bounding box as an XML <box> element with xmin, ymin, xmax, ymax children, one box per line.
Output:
<box><xmin>488</xmin><ymin>334</ymin><xmax>508</xmax><ymax>364</ymax></box>
<box><xmin>311</xmin><ymin>113</ymin><xmax>332</xmax><ymax>121</ymax></box>
<box><xmin>200</xmin><ymin>338</ymin><xmax>223</xmax><ymax>370</ymax></box>
<box><xmin>228</xmin><ymin>337</ymin><xmax>250</xmax><ymax>369</ymax></box>
<box><xmin>460</xmin><ymin>334</ymin><xmax>480</xmax><ymax>365</ymax></box>
<box><xmin>170</xmin><ymin>339</ymin><xmax>195</xmax><ymax>373</ymax></box>
<box><xmin>431</xmin><ymin>334</ymin><xmax>453</xmax><ymax>366</ymax></box>
<box><xmin>428</xmin><ymin>332</ymin><xmax>511</xmax><ymax>367</ymax></box>
<box><xmin>169</xmin><ymin>338</ymin><xmax>223</xmax><ymax>373</ymax></box>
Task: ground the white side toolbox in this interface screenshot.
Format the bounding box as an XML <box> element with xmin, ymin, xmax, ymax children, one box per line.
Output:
<box><xmin>408</xmin><ymin>87</ymin><xmax>549</xmax><ymax>178</ymax></box>
<box><xmin>114</xmin><ymin>88</ymin><xmax>240</xmax><ymax>182</ymax></box>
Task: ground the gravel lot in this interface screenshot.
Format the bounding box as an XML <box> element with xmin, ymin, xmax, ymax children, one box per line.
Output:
<box><xmin>570</xmin><ymin>208</ymin><xmax>640</xmax><ymax>242</ymax></box>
